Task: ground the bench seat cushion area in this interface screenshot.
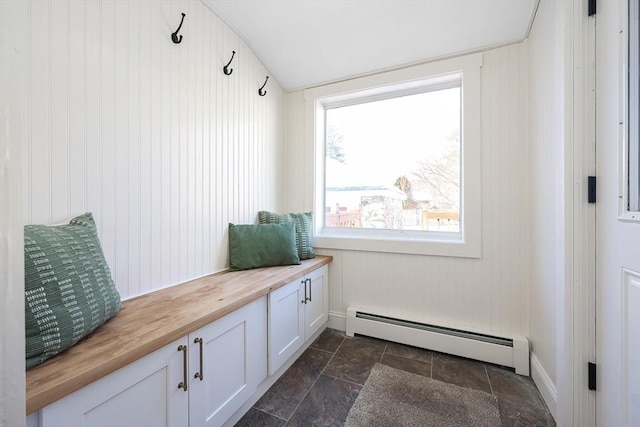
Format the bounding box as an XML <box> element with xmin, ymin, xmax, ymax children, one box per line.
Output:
<box><xmin>24</xmin><ymin>212</ymin><xmax>122</xmax><ymax>369</ymax></box>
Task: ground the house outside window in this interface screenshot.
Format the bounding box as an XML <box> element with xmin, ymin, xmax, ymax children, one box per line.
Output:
<box><xmin>304</xmin><ymin>54</ymin><xmax>483</xmax><ymax>257</ymax></box>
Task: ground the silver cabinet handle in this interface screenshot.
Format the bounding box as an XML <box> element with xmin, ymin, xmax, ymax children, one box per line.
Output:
<box><xmin>194</xmin><ymin>337</ymin><xmax>204</xmax><ymax>381</ymax></box>
<box><xmin>301</xmin><ymin>279</ymin><xmax>307</xmax><ymax>304</ymax></box>
<box><xmin>177</xmin><ymin>345</ymin><xmax>188</xmax><ymax>391</ymax></box>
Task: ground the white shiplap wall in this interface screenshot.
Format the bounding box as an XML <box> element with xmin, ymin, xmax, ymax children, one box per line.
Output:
<box><xmin>526</xmin><ymin>0</ymin><xmax>566</xmax><ymax>404</ymax></box>
<box><xmin>286</xmin><ymin>44</ymin><xmax>530</xmax><ymax>337</ymax></box>
<box><xmin>22</xmin><ymin>0</ymin><xmax>285</xmax><ymax>299</ymax></box>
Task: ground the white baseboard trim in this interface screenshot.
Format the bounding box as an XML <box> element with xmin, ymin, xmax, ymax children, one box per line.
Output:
<box><xmin>328</xmin><ymin>311</ymin><xmax>346</xmax><ymax>331</ymax></box>
<box><xmin>530</xmin><ymin>352</ymin><xmax>557</xmax><ymax>421</ymax></box>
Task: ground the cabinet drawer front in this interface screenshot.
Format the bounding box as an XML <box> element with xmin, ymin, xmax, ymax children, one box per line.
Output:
<box><xmin>189</xmin><ymin>297</ymin><xmax>267</xmax><ymax>427</ymax></box>
<box><xmin>41</xmin><ymin>337</ymin><xmax>188</xmax><ymax>427</ymax></box>
<box><xmin>305</xmin><ymin>266</ymin><xmax>329</xmax><ymax>338</ymax></box>
<box><xmin>268</xmin><ymin>279</ymin><xmax>305</xmax><ymax>375</ymax></box>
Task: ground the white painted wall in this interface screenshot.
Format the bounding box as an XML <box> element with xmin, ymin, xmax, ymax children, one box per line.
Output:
<box><xmin>0</xmin><ymin>1</ymin><xmax>27</xmax><ymax>425</ymax></box>
<box><xmin>285</xmin><ymin>44</ymin><xmax>530</xmax><ymax>338</ymax></box>
<box><xmin>525</xmin><ymin>0</ymin><xmax>594</xmax><ymax>423</ymax></box>
<box><xmin>526</xmin><ymin>0</ymin><xmax>564</xmax><ymax>408</ymax></box>
<box><xmin>21</xmin><ymin>0</ymin><xmax>285</xmax><ymax>299</ymax></box>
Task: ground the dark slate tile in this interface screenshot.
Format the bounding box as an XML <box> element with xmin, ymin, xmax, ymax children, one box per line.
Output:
<box><xmin>380</xmin><ymin>353</ymin><xmax>431</xmax><ymax>377</ymax></box>
<box><xmin>310</xmin><ymin>328</ymin><xmax>346</xmax><ymax>353</ymax></box>
<box><xmin>255</xmin><ymin>348</ymin><xmax>332</xmax><ymax>420</ymax></box>
<box><xmin>384</xmin><ymin>341</ymin><xmax>433</xmax><ymax>363</ymax></box>
<box><xmin>487</xmin><ymin>365</ymin><xmax>556</xmax><ymax>427</ymax></box>
<box><xmin>235</xmin><ymin>408</ymin><xmax>286</xmax><ymax>427</ymax></box>
<box><xmin>431</xmin><ymin>352</ymin><xmax>492</xmax><ymax>393</ymax></box>
<box><xmin>286</xmin><ymin>374</ymin><xmax>361</xmax><ymax>427</ymax></box>
<box><xmin>322</xmin><ymin>335</ymin><xmax>386</xmax><ymax>385</ymax></box>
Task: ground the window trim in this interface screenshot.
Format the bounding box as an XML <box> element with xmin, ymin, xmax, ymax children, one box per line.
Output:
<box><xmin>304</xmin><ymin>53</ymin><xmax>483</xmax><ymax>257</ymax></box>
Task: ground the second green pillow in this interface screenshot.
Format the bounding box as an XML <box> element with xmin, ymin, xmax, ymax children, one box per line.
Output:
<box><xmin>228</xmin><ymin>222</ymin><xmax>301</xmax><ymax>271</ymax></box>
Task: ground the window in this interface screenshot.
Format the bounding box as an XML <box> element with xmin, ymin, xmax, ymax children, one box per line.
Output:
<box><xmin>324</xmin><ymin>77</ymin><xmax>461</xmax><ymax>234</ymax></box>
<box><xmin>304</xmin><ymin>54</ymin><xmax>482</xmax><ymax>257</ymax></box>
<box><xmin>628</xmin><ymin>0</ymin><xmax>640</xmax><ymax>216</ymax></box>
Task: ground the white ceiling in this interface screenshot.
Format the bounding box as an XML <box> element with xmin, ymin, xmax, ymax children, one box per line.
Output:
<box><xmin>206</xmin><ymin>0</ymin><xmax>538</xmax><ymax>92</ymax></box>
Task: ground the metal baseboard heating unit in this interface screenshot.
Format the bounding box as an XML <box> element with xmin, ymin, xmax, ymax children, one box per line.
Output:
<box><xmin>346</xmin><ymin>307</ymin><xmax>530</xmax><ymax>376</ymax></box>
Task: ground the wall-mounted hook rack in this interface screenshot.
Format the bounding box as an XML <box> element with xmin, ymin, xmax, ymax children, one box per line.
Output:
<box><xmin>258</xmin><ymin>76</ymin><xmax>269</xmax><ymax>96</ymax></box>
<box><xmin>223</xmin><ymin>51</ymin><xmax>236</xmax><ymax>75</ymax></box>
<box><xmin>171</xmin><ymin>13</ymin><xmax>186</xmax><ymax>44</ymax></box>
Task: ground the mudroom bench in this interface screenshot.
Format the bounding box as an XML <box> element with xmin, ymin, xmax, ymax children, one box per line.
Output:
<box><xmin>26</xmin><ymin>255</ymin><xmax>332</xmax><ymax>427</ymax></box>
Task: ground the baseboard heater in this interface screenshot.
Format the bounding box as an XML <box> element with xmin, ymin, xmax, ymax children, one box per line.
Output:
<box><xmin>346</xmin><ymin>307</ymin><xmax>530</xmax><ymax>376</ymax></box>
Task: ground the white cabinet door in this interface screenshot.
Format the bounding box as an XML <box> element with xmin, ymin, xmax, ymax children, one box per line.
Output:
<box><xmin>189</xmin><ymin>297</ymin><xmax>267</xmax><ymax>427</ymax></box>
<box><xmin>304</xmin><ymin>265</ymin><xmax>328</xmax><ymax>340</ymax></box>
<box><xmin>268</xmin><ymin>277</ymin><xmax>306</xmax><ymax>375</ymax></box>
<box><xmin>268</xmin><ymin>265</ymin><xmax>329</xmax><ymax>375</ymax></box>
<box><xmin>40</xmin><ymin>337</ymin><xmax>189</xmax><ymax>427</ymax></box>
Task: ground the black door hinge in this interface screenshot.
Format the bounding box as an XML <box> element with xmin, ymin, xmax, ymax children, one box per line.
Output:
<box><xmin>588</xmin><ymin>362</ymin><xmax>597</xmax><ymax>390</ymax></box>
<box><xmin>588</xmin><ymin>176</ymin><xmax>597</xmax><ymax>203</ymax></box>
<box><xmin>588</xmin><ymin>0</ymin><xmax>596</xmax><ymax>16</ymax></box>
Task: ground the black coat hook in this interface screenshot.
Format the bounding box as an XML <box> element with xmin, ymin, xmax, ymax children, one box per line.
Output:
<box><xmin>223</xmin><ymin>51</ymin><xmax>236</xmax><ymax>75</ymax></box>
<box><xmin>258</xmin><ymin>76</ymin><xmax>269</xmax><ymax>96</ymax></box>
<box><xmin>171</xmin><ymin>13</ymin><xmax>186</xmax><ymax>44</ymax></box>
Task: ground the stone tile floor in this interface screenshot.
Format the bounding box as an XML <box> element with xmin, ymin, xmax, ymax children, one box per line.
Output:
<box><xmin>236</xmin><ymin>328</ymin><xmax>556</xmax><ymax>427</ymax></box>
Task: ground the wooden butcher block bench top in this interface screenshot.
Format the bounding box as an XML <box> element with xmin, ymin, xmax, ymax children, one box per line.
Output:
<box><xmin>26</xmin><ymin>255</ymin><xmax>332</xmax><ymax>414</ymax></box>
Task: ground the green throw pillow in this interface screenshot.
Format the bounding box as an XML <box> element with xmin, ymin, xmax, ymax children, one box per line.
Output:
<box><xmin>257</xmin><ymin>211</ymin><xmax>315</xmax><ymax>260</ymax></box>
<box><xmin>228</xmin><ymin>223</ymin><xmax>301</xmax><ymax>271</ymax></box>
<box><xmin>24</xmin><ymin>212</ymin><xmax>122</xmax><ymax>369</ymax></box>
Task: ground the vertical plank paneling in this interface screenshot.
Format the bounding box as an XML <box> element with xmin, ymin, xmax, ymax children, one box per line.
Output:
<box><xmin>113</xmin><ymin>0</ymin><xmax>130</xmax><ymax>295</ymax></box>
<box><xmin>201</xmin><ymin>4</ymin><xmax>211</xmax><ymax>275</ymax></box>
<box><xmin>194</xmin><ymin>0</ymin><xmax>205</xmax><ymax>277</ymax></box>
<box><xmin>185</xmin><ymin>0</ymin><xmax>196</xmax><ymax>279</ymax></box>
<box><xmin>50</xmin><ymin>1</ymin><xmax>70</xmax><ymax>222</ymax></box>
<box><xmin>286</xmin><ymin>44</ymin><xmax>529</xmax><ymax>338</ymax></box>
<box><xmin>150</xmin><ymin>0</ymin><xmax>164</xmax><ymax>289</ymax></box>
<box><xmin>214</xmin><ymin>14</ymin><xmax>225</xmax><ymax>269</ymax></box>
<box><xmin>138</xmin><ymin>0</ymin><xmax>152</xmax><ymax>294</ymax></box>
<box><xmin>220</xmin><ymin>21</ymin><xmax>229</xmax><ymax>258</ymax></box>
<box><xmin>22</xmin><ymin>0</ymin><xmax>33</xmax><ymax>226</ymax></box>
<box><xmin>85</xmin><ymin>0</ymin><xmax>102</xmax><ymax>229</ymax></box>
<box><xmin>160</xmin><ymin>0</ymin><xmax>172</xmax><ymax>287</ymax></box>
<box><xmin>100</xmin><ymin>0</ymin><xmax>117</xmax><ymax>272</ymax></box>
<box><xmin>68</xmin><ymin>0</ymin><xmax>87</xmax><ymax>217</ymax></box>
<box><xmin>127</xmin><ymin>0</ymin><xmax>141</xmax><ymax>296</ymax></box>
<box><xmin>527</xmin><ymin>0</ymin><xmax>567</xmax><ymax>387</ymax></box>
<box><xmin>29</xmin><ymin>1</ymin><xmax>52</xmax><ymax>224</ymax></box>
<box><xmin>178</xmin><ymin>0</ymin><xmax>189</xmax><ymax>283</ymax></box>
<box><xmin>169</xmin><ymin>1</ymin><xmax>180</xmax><ymax>286</ymax></box>
<box><xmin>24</xmin><ymin>0</ymin><xmax>285</xmax><ymax>299</ymax></box>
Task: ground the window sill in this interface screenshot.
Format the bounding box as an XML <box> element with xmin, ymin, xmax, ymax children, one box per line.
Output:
<box><xmin>618</xmin><ymin>211</ymin><xmax>640</xmax><ymax>223</ymax></box>
<box><xmin>313</xmin><ymin>233</ymin><xmax>481</xmax><ymax>258</ymax></box>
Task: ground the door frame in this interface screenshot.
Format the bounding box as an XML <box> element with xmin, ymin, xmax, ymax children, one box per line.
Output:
<box><xmin>560</xmin><ymin>0</ymin><xmax>597</xmax><ymax>425</ymax></box>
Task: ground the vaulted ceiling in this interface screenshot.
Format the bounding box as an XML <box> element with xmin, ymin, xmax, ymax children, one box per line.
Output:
<box><xmin>206</xmin><ymin>0</ymin><xmax>539</xmax><ymax>91</ymax></box>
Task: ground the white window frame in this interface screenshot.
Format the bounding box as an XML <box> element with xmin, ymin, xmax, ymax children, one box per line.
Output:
<box><xmin>621</xmin><ymin>0</ymin><xmax>640</xmax><ymax>221</ymax></box>
<box><xmin>304</xmin><ymin>54</ymin><xmax>483</xmax><ymax>258</ymax></box>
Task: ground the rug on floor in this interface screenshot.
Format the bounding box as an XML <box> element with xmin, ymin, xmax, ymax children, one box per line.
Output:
<box><xmin>344</xmin><ymin>363</ymin><xmax>501</xmax><ymax>427</ymax></box>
